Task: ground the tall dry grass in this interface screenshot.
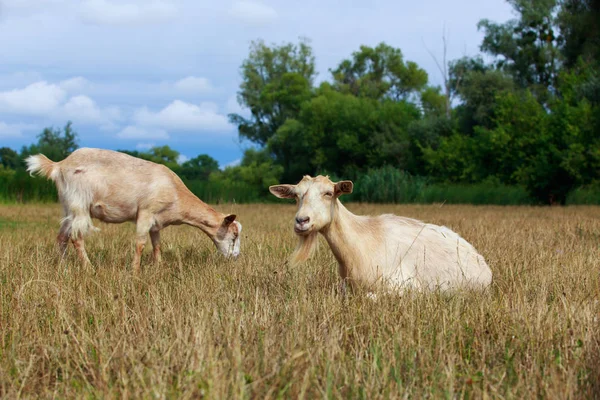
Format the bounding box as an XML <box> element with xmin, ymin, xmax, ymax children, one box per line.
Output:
<box><xmin>0</xmin><ymin>203</ymin><xmax>599</xmax><ymax>398</ymax></box>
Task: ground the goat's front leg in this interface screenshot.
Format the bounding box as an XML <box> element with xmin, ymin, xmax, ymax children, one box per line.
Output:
<box><xmin>132</xmin><ymin>214</ymin><xmax>153</xmax><ymax>273</ymax></box>
<box><xmin>150</xmin><ymin>228</ymin><xmax>161</xmax><ymax>264</ymax></box>
<box><xmin>132</xmin><ymin>236</ymin><xmax>147</xmax><ymax>273</ymax></box>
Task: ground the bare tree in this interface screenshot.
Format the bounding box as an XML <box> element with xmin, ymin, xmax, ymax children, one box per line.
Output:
<box><xmin>423</xmin><ymin>25</ymin><xmax>453</xmax><ymax>119</ymax></box>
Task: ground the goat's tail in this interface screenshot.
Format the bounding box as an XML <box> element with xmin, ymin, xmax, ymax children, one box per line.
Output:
<box><xmin>25</xmin><ymin>154</ymin><xmax>59</xmax><ymax>181</ymax></box>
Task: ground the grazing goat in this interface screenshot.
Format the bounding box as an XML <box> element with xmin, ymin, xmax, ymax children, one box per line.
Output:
<box><xmin>26</xmin><ymin>148</ymin><xmax>242</xmax><ymax>271</ymax></box>
<box><xmin>270</xmin><ymin>175</ymin><xmax>492</xmax><ymax>293</ymax></box>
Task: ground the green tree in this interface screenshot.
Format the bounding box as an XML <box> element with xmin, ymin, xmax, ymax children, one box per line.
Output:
<box><xmin>117</xmin><ymin>146</ymin><xmax>180</xmax><ymax>170</ymax></box>
<box><xmin>368</xmin><ymin>97</ymin><xmax>423</xmax><ymax>171</ymax></box>
<box><xmin>117</xmin><ymin>149</ymin><xmax>141</xmax><ymax>158</ymax></box>
<box><xmin>557</xmin><ymin>0</ymin><xmax>600</xmax><ymax>105</ymax></box>
<box><xmin>424</xmin><ymin>87</ymin><xmax>599</xmax><ymax>204</ymax></box>
<box><xmin>558</xmin><ymin>0</ymin><xmax>600</xmax><ymax>68</ymax></box>
<box><xmin>21</xmin><ymin>121</ymin><xmax>79</xmax><ymax>161</ymax></box>
<box><xmin>214</xmin><ymin>148</ymin><xmax>283</xmax><ymax>192</ymax></box>
<box><xmin>0</xmin><ymin>147</ymin><xmax>21</xmax><ymax>169</ymax></box>
<box><xmin>449</xmin><ymin>56</ymin><xmax>516</xmax><ymax>135</ymax></box>
<box><xmin>478</xmin><ymin>0</ymin><xmax>562</xmax><ymax>103</ymax></box>
<box><xmin>180</xmin><ymin>154</ymin><xmax>220</xmax><ymax>181</ymax></box>
<box><xmin>0</xmin><ymin>165</ymin><xmax>16</xmax><ymax>178</ymax></box>
<box><xmin>419</xmin><ymin>86</ymin><xmax>447</xmax><ymax>118</ymax></box>
<box><xmin>228</xmin><ymin>38</ymin><xmax>316</xmax><ymax>146</ymax></box>
<box><xmin>269</xmin><ymin>86</ymin><xmax>376</xmax><ymax>180</ymax></box>
<box><xmin>141</xmin><ymin>145</ymin><xmax>180</xmax><ymax>169</ymax></box>
<box><xmin>421</xmin><ymin>132</ymin><xmax>479</xmax><ymax>183</ymax></box>
<box><xmin>269</xmin><ymin>83</ymin><xmax>420</xmax><ymax>181</ymax></box>
<box><xmin>407</xmin><ymin>115</ymin><xmax>454</xmax><ymax>176</ymax></box>
<box><xmin>331</xmin><ymin>42</ymin><xmax>428</xmax><ymax>101</ymax></box>
<box><xmin>489</xmin><ymin>89</ymin><xmax>598</xmax><ymax>203</ymax></box>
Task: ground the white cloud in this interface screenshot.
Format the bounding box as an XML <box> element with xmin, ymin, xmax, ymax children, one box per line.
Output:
<box><xmin>0</xmin><ymin>79</ymin><xmax>121</xmax><ymax>127</ymax></box>
<box><xmin>229</xmin><ymin>1</ymin><xmax>278</xmax><ymax>26</ymax></box>
<box><xmin>63</xmin><ymin>95</ymin><xmax>121</xmax><ymax>124</ymax></box>
<box><xmin>173</xmin><ymin>76</ymin><xmax>213</xmax><ymax>93</ymax></box>
<box><xmin>0</xmin><ymin>122</ymin><xmax>28</xmax><ymax>138</ymax></box>
<box><xmin>133</xmin><ymin>100</ymin><xmax>231</xmax><ymax>131</ymax></box>
<box><xmin>79</xmin><ymin>0</ymin><xmax>178</xmax><ymax>26</ymax></box>
<box><xmin>0</xmin><ymin>78</ymin><xmax>230</xmax><ymax>145</ymax></box>
<box><xmin>117</xmin><ymin>125</ymin><xmax>169</xmax><ymax>139</ymax></box>
<box><xmin>66</xmin><ymin>76</ymin><xmax>215</xmax><ymax>100</ymax></box>
<box><xmin>0</xmin><ymin>81</ymin><xmax>66</xmax><ymax>115</ymax></box>
<box><xmin>62</xmin><ymin>95</ymin><xmax>104</xmax><ymax>122</ymax></box>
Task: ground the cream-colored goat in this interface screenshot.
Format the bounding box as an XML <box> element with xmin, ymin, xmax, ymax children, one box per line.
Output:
<box><xmin>26</xmin><ymin>148</ymin><xmax>242</xmax><ymax>271</ymax></box>
<box><xmin>270</xmin><ymin>175</ymin><xmax>492</xmax><ymax>293</ymax></box>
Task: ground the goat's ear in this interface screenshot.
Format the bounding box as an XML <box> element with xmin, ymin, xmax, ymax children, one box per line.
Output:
<box><xmin>223</xmin><ymin>214</ymin><xmax>236</xmax><ymax>226</ymax></box>
<box><xmin>334</xmin><ymin>180</ymin><xmax>353</xmax><ymax>196</ymax></box>
<box><xmin>269</xmin><ymin>184</ymin><xmax>296</xmax><ymax>199</ymax></box>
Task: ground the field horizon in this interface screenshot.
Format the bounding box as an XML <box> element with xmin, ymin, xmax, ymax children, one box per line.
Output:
<box><xmin>1</xmin><ymin>203</ymin><xmax>599</xmax><ymax>398</ymax></box>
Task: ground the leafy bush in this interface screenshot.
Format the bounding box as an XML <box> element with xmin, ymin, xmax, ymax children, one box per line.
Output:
<box><xmin>341</xmin><ymin>166</ymin><xmax>533</xmax><ymax>205</ymax></box>
<box><xmin>566</xmin><ymin>184</ymin><xmax>600</xmax><ymax>205</ymax></box>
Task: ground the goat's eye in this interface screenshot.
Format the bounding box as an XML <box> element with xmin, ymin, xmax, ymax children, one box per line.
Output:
<box><xmin>324</xmin><ymin>191</ymin><xmax>333</xmax><ymax>197</ymax></box>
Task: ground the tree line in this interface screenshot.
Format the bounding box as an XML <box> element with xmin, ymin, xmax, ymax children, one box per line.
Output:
<box><xmin>1</xmin><ymin>0</ymin><xmax>599</xmax><ymax>205</ymax></box>
<box><xmin>226</xmin><ymin>0</ymin><xmax>599</xmax><ymax>204</ymax></box>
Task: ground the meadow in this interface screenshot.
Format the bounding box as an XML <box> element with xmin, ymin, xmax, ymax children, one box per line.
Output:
<box><xmin>0</xmin><ymin>203</ymin><xmax>599</xmax><ymax>398</ymax></box>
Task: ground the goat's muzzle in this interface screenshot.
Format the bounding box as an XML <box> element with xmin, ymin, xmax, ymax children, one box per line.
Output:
<box><xmin>294</xmin><ymin>215</ymin><xmax>312</xmax><ymax>235</ymax></box>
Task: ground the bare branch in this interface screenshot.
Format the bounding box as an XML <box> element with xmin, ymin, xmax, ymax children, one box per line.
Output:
<box><xmin>422</xmin><ymin>39</ymin><xmax>446</xmax><ymax>80</ymax></box>
<box><xmin>422</xmin><ymin>24</ymin><xmax>452</xmax><ymax>118</ymax></box>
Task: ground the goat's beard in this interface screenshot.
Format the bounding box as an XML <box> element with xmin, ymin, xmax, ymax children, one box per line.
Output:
<box><xmin>290</xmin><ymin>231</ymin><xmax>318</xmax><ymax>266</ymax></box>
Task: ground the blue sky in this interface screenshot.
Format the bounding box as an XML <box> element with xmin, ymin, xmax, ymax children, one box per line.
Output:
<box><xmin>0</xmin><ymin>0</ymin><xmax>513</xmax><ymax>168</ymax></box>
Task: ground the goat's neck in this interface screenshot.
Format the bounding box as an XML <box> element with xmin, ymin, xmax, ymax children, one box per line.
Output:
<box><xmin>180</xmin><ymin>192</ymin><xmax>224</xmax><ymax>237</ymax></box>
<box><xmin>321</xmin><ymin>201</ymin><xmax>364</xmax><ymax>279</ymax></box>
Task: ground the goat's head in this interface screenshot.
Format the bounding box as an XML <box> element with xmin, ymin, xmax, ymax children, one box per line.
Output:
<box><xmin>270</xmin><ymin>175</ymin><xmax>353</xmax><ymax>235</ymax></box>
<box><xmin>213</xmin><ymin>214</ymin><xmax>242</xmax><ymax>258</ymax></box>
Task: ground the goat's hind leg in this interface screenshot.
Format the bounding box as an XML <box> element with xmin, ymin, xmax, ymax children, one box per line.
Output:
<box><xmin>69</xmin><ymin>212</ymin><xmax>95</xmax><ymax>266</ymax></box>
<box><xmin>57</xmin><ymin>216</ymin><xmax>72</xmax><ymax>259</ymax></box>
<box><xmin>56</xmin><ymin>195</ymin><xmax>72</xmax><ymax>259</ymax></box>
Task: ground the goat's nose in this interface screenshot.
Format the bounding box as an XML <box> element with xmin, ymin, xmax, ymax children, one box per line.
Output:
<box><xmin>296</xmin><ymin>216</ymin><xmax>310</xmax><ymax>224</ymax></box>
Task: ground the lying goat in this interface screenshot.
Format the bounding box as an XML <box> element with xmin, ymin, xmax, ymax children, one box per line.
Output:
<box><xmin>270</xmin><ymin>175</ymin><xmax>492</xmax><ymax>293</ymax></box>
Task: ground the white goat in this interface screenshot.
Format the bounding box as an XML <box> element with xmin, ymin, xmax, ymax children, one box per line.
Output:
<box><xmin>26</xmin><ymin>148</ymin><xmax>242</xmax><ymax>271</ymax></box>
<box><xmin>270</xmin><ymin>175</ymin><xmax>492</xmax><ymax>294</ymax></box>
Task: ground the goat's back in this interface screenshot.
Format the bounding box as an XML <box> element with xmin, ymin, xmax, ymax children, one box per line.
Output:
<box><xmin>379</xmin><ymin>214</ymin><xmax>492</xmax><ymax>289</ymax></box>
<box><xmin>55</xmin><ymin>148</ymin><xmax>182</xmax><ymax>219</ymax></box>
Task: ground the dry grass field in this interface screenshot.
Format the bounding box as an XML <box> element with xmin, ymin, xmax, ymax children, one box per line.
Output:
<box><xmin>0</xmin><ymin>203</ymin><xmax>599</xmax><ymax>399</ymax></box>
